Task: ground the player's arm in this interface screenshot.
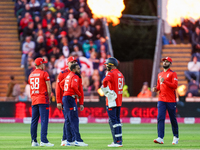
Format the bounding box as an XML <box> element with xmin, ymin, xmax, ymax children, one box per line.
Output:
<box><xmin>78</xmin><ymin>78</ymin><xmax>84</xmax><ymax>111</ymax></box>
<box><xmin>153</xmin><ymin>76</ymin><xmax>160</xmax><ymax>92</ymax></box>
<box><xmin>44</xmin><ymin>72</ymin><xmax>51</xmax><ymax>101</ymax></box>
<box><xmin>46</xmin><ymin>80</ymin><xmax>51</xmax><ymax>100</ymax></box>
<box><xmin>163</xmin><ymin>72</ymin><xmax>178</xmax><ymax>89</ymax></box>
<box><xmin>102</xmin><ymin>72</ymin><xmax>112</xmax><ymax>88</ymax></box>
<box><xmin>56</xmin><ymin>73</ymin><xmax>63</xmax><ymax>104</ymax></box>
<box><xmin>71</xmin><ymin>76</ymin><xmax>82</xmax><ymax>97</ymax></box>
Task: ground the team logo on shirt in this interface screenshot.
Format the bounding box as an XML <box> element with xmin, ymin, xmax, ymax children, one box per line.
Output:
<box><xmin>167</xmin><ymin>74</ymin><xmax>169</xmax><ymax>78</ymax></box>
<box><xmin>74</xmin><ymin>79</ymin><xmax>77</xmax><ymax>82</ymax></box>
<box><xmin>159</xmin><ymin>76</ymin><xmax>161</xmax><ymax>78</ymax></box>
<box><xmin>67</xmin><ymin>75</ymin><xmax>70</xmax><ymax>78</ymax></box>
<box><xmin>174</xmin><ymin>78</ymin><xmax>178</xmax><ymax>81</ymax></box>
<box><xmin>57</xmin><ymin>79</ymin><xmax>60</xmax><ymax>82</ymax></box>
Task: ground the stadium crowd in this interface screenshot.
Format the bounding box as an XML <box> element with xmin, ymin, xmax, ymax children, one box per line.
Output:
<box><xmin>13</xmin><ymin>0</ymin><xmax>111</xmax><ymax>101</ymax></box>
<box><xmin>170</xmin><ymin>18</ymin><xmax>200</xmax><ymax>97</ymax></box>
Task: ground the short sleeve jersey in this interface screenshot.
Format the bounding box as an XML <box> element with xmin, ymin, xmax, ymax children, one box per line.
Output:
<box><xmin>28</xmin><ymin>69</ymin><xmax>50</xmax><ymax>105</ymax></box>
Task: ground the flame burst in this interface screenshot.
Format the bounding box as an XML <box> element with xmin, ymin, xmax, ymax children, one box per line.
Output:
<box><xmin>167</xmin><ymin>0</ymin><xmax>200</xmax><ymax>27</ymax></box>
<box><xmin>87</xmin><ymin>0</ymin><xmax>125</xmax><ymax>26</ymax></box>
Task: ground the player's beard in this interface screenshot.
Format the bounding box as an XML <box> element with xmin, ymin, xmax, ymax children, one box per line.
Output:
<box><xmin>75</xmin><ymin>72</ymin><xmax>81</xmax><ymax>78</ymax></box>
<box><xmin>163</xmin><ymin>64</ymin><xmax>170</xmax><ymax>69</ymax></box>
<box><xmin>106</xmin><ymin>66</ymin><xmax>111</xmax><ymax>71</ymax></box>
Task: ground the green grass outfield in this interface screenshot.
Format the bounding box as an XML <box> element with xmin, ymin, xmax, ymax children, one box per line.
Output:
<box><xmin>0</xmin><ymin>123</ymin><xmax>199</xmax><ymax>149</ymax></box>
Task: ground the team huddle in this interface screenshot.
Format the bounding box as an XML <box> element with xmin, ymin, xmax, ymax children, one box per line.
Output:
<box><xmin>28</xmin><ymin>56</ymin><xmax>124</xmax><ymax>147</ymax></box>
<box><xmin>28</xmin><ymin>56</ymin><xmax>179</xmax><ymax>147</ymax></box>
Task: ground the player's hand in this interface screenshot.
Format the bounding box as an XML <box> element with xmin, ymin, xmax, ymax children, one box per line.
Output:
<box><xmin>57</xmin><ymin>103</ymin><xmax>62</xmax><ymax>110</ymax></box>
<box><xmin>160</xmin><ymin>77</ymin><xmax>164</xmax><ymax>83</ymax></box>
<box><xmin>152</xmin><ymin>85</ymin><xmax>157</xmax><ymax>92</ymax></box>
<box><xmin>80</xmin><ymin>105</ymin><xmax>84</xmax><ymax>111</ymax></box>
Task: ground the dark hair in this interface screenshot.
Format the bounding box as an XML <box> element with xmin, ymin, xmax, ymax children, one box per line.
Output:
<box><xmin>70</xmin><ymin>63</ymin><xmax>79</xmax><ymax>71</ymax></box>
<box><xmin>10</xmin><ymin>76</ymin><xmax>14</xmax><ymax>80</ymax></box>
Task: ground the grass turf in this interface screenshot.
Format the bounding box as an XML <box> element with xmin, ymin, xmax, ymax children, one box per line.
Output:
<box><xmin>0</xmin><ymin>123</ymin><xmax>199</xmax><ymax>149</ymax></box>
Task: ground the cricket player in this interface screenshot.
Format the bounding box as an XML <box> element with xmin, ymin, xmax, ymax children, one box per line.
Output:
<box><xmin>60</xmin><ymin>63</ymin><xmax>88</xmax><ymax>146</ymax></box>
<box><xmin>101</xmin><ymin>57</ymin><xmax>124</xmax><ymax>147</ymax></box>
<box><xmin>29</xmin><ymin>57</ymin><xmax>54</xmax><ymax>147</ymax></box>
<box><xmin>153</xmin><ymin>57</ymin><xmax>179</xmax><ymax>144</ymax></box>
<box><xmin>56</xmin><ymin>56</ymin><xmax>84</xmax><ymax>146</ymax></box>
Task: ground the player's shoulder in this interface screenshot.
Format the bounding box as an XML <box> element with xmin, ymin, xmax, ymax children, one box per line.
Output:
<box><xmin>61</xmin><ymin>69</ymin><xmax>70</xmax><ymax>74</ymax></box>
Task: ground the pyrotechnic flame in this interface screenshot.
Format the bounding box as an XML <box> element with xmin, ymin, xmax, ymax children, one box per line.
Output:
<box><xmin>87</xmin><ymin>0</ymin><xmax>125</xmax><ymax>26</ymax></box>
<box><xmin>167</xmin><ymin>0</ymin><xmax>200</xmax><ymax>26</ymax></box>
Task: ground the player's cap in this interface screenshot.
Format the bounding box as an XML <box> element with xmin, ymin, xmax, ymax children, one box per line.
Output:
<box><xmin>35</xmin><ymin>57</ymin><xmax>48</xmax><ymax>66</ymax></box>
<box><xmin>162</xmin><ymin>57</ymin><xmax>172</xmax><ymax>63</ymax></box>
<box><xmin>67</xmin><ymin>56</ymin><xmax>77</xmax><ymax>62</ymax></box>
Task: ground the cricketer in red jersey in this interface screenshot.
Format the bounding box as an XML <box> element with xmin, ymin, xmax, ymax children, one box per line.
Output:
<box><xmin>101</xmin><ymin>57</ymin><xmax>124</xmax><ymax>147</ymax></box>
<box><xmin>61</xmin><ymin>63</ymin><xmax>88</xmax><ymax>146</ymax></box>
<box><xmin>29</xmin><ymin>57</ymin><xmax>54</xmax><ymax>147</ymax></box>
<box><xmin>55</xmin><ymin>56</ymin><xmax>84</xmax><ymax>146</ymax></box>
<box><xmin>153</xmin><ymin>57</ymin><xmax>179</xmax><ymax>145</ymax></box>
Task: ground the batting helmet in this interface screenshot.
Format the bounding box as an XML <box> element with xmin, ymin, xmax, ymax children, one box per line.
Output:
<box><xmin>105</xmin><ymin>57</ymin><xmax>118</xmax><ymax>67</ymax></box>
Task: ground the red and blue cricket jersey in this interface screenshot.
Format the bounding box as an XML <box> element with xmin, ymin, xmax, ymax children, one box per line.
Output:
<box><xmin>156</xmin><ymin>69</ymin><xmax>178</xmax><ymax>102</ymax></box>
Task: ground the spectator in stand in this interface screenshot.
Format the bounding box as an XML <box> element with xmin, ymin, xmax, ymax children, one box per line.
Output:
<box><xmin>25</xmin><ymin>54</ymin><xmax>35</xmax><ymax>80</ymax></box>
<box><xmin>56</xmin><ymin>12</ymin><xmax>65</xmax><ymax>25</ymax></box>
<box><xmin>24</xmin><ymin>80</ymin><xmax>31</xmax><ymax>101</ymax></box>
<box><xmin>70</xmin><ymin>45</ymin><xmax>83</xmax><ymax>57</ymax></box>
<box><xmin>15</xmin><ymin>0</ymin><xmax>26</xmax><ymax>16</ymax></box>
<box><xmin>185</xmin><ymin>56</ymin><xmax>200</xmax><ymax>85</ymax></box>
<box><xmin>82</xmin><ymin>40</ymin><xmax>97</xmax><ymax>58</ymax></box>
<box><xmin>33</xmin><ymin>48</ymin><xmax>46</xmax><ymax>59</ymax></box>
<box><xmin>47</xmin><ymin>55</ymin><xmax>57</xmax><ymax>82</ymax></box>
<box><xmin>96</xmin><ymin>37</ymin><xmax>108</xmax><ymax>53</ymax></box>
<box><xmin>179</xmin><ymin>18</ymin><xmax>193</xmax><ymax>43</ymax></box>
<box><xmin>55</xmin><ymin>54</ymin><xmax>67</xmax><ymax>74</ymax></box>
<box><xmin>6</xmin><ymin>76</ymin><xmax>16</xmax><ymax>100</ymax></box>
<box><xmin>186</xmin><ymin>80</ymin><xmax>199</xmax><ymax>97</ymax></box>
<box><xmin>64</xmin><ymin>0</ymin><xmax>76</xmax><ymax>10</ymax></box>
<box><xmin>192</xmin><ymin>27</ymin><xmax>200</xmax><ymax>53</ymax></box>
<box><xmin>61</xmin><ymin>37</ymin><xmax>70</xmax><ymax>58</ymax></box>
<box><xmin>137</xmin><ymin>82</ymin><xmax>152</xmax><ymax>98</ymax></box>
<box><xmin>195</xmin><ymin>18</ymin><xmax>200</xmax><ymax>29</ymax></box>
<box><xmin>46</xmin><ymin>23</ymin><xmax>53</xmax><ymax>33</ymax></box>
<box><xmin>89</xmin><ymin>69</ymin><xmax>100</xmax><ymax>94</ymax></box>
<box><xmin>35</xmin><ymin>35</ymin><xmax>46</xmax><ymax>53</ymax></box>
<box><xmin>75</xmin><ymin>0</ymin><xmax>91</xmax><ymax>17</ymax></box>
<box><xmin>98</xmin><ymin>52</ymin><xmax>107</xmax><ymax>81</ymax></box>
<box><xmin>89</xmin><ymin>51</ymin><xmax>99</xmax><ymax>69</ymax></box>
<box><xmin>34</xmin><ymin>23</ymin><xmax>43</xmax><ymax>33</ymax></box>
<box><xmin>34</xmin><ymin>15</ymin><xmax>41</xmax><ymax>30</ymax></box>
<box><xmin>21</xmin><ymin>36</ymin><xmax>35</xmax><ymax>68</ymax></box>
<box><xmin>46</xmin><ymin>34</ymin><xmax>58</xmax><ymax>53</ymax></box>
<box><xmin>48</xmin><ymin>46</ymin><xmax>61</xmax><ymax>59</ymax></box>
<box><xmin>20</xmin><ymin>12</ymin><xmax>33</xmax><ymax>30</ymax></box>
<box><xmin>93</xmin><ymin>24</ymin><xmax>104</xmax><ymax>41</ymax></box>
<box><xmin>41</xmin><ymin>3</ymin><xmax>49</xmax><ymax>18</ymax></box>
<box><xmin>29</xmin><ymin>0</ymin><xmax>41</xmax><ymax>15</ymax></box>
<box><xmin>23</xmin><ymin>21</ymin><xmax>35</xmax><ymax>40</ymax></box>
<box><xmin>54</xmin><ymin>0</ymin><xmax>65</xmax><ymax>11</ymax></box>
<box><xmin>69</xmin><ymin>38</ymin><xmax>82</xmax><ymax>52</ymax></box>
<box><xmin>67</xmin><ymin>13</ymin><xmax>77</xmax><ymax>28</ymax></box>
<box><xmin>78</xmin><ymin>12</ymin><xmax>90</xmax><ymax>26</ymax></box>
<box><xmin>42</xmin><ymin>0</ymin><xmax>55</xmax><ymax>12</ymax></box>
<box><xmin>17</xmin><ymin>91</ymin><xmax>28</xmax><ymax>102</ymax></box>
<box><xmin>17</xmin><ymin>4</ymin><xmax>34</xmax><ymax>20</ymax></box>
<box><xmin>56</xmin><ymin>19</ymin><xmax>67</xmax><ymax>37</ymax></box>
<box><xmin>81</xmin><ymin>20</ymin><xmax>94</xmax><ymax>41</ymax></box>
<box><xmin>68</xmin><ymin>21</ymin><xmax>81</xmax><ymax>41</ymax></box>
<box><xmin>42</xmin><ymin>11</ymin><xmax>55</xmax><ymax>29</ymax></box>
<box><xmin>81</xmin><ymin>71</ymin><xmax>89</xmax><ymax>91</ymax></box>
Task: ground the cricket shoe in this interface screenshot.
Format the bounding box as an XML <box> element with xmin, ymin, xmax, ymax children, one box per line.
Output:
<box><xmin>31</xmin><ymin>141</ymin><xmax>39</xmax><ymax>146</ymax></box>
<box><xmin>61</xmin><ymin>140</ymin><xmax>67</xmax><ymax>146</ymax></box>
<box><xmin>107</xmin><ymin>142</ymin><xmax>114</xmax><ymax>147</ymax></box>
<box><xmin>154</xmin><ymin>137</ymin><xmax>164</xmax><ymax>144</ymax></box>
<box><xmin>40</xmin><ymin>142</ymin><xmax>54</xmax><ymax>147</ymax></box>
<box><xmin>172</xmin><ymin>136</ymin><xmax>179</xmax><ymax>145</ymax></box>
<box><xmin>75</xmin><ymin>141</ymin><xmax>88</xmax><ymax>146</ymax></box>
<box><xmin>108</xmin><ymin>143</ymin><xmax>123</xmax><ymax>147</ymax></box>
<box><xmin>65</xmin><ymin>141</ymin><xmax>75</xmax><ymax>146</ymax></box>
